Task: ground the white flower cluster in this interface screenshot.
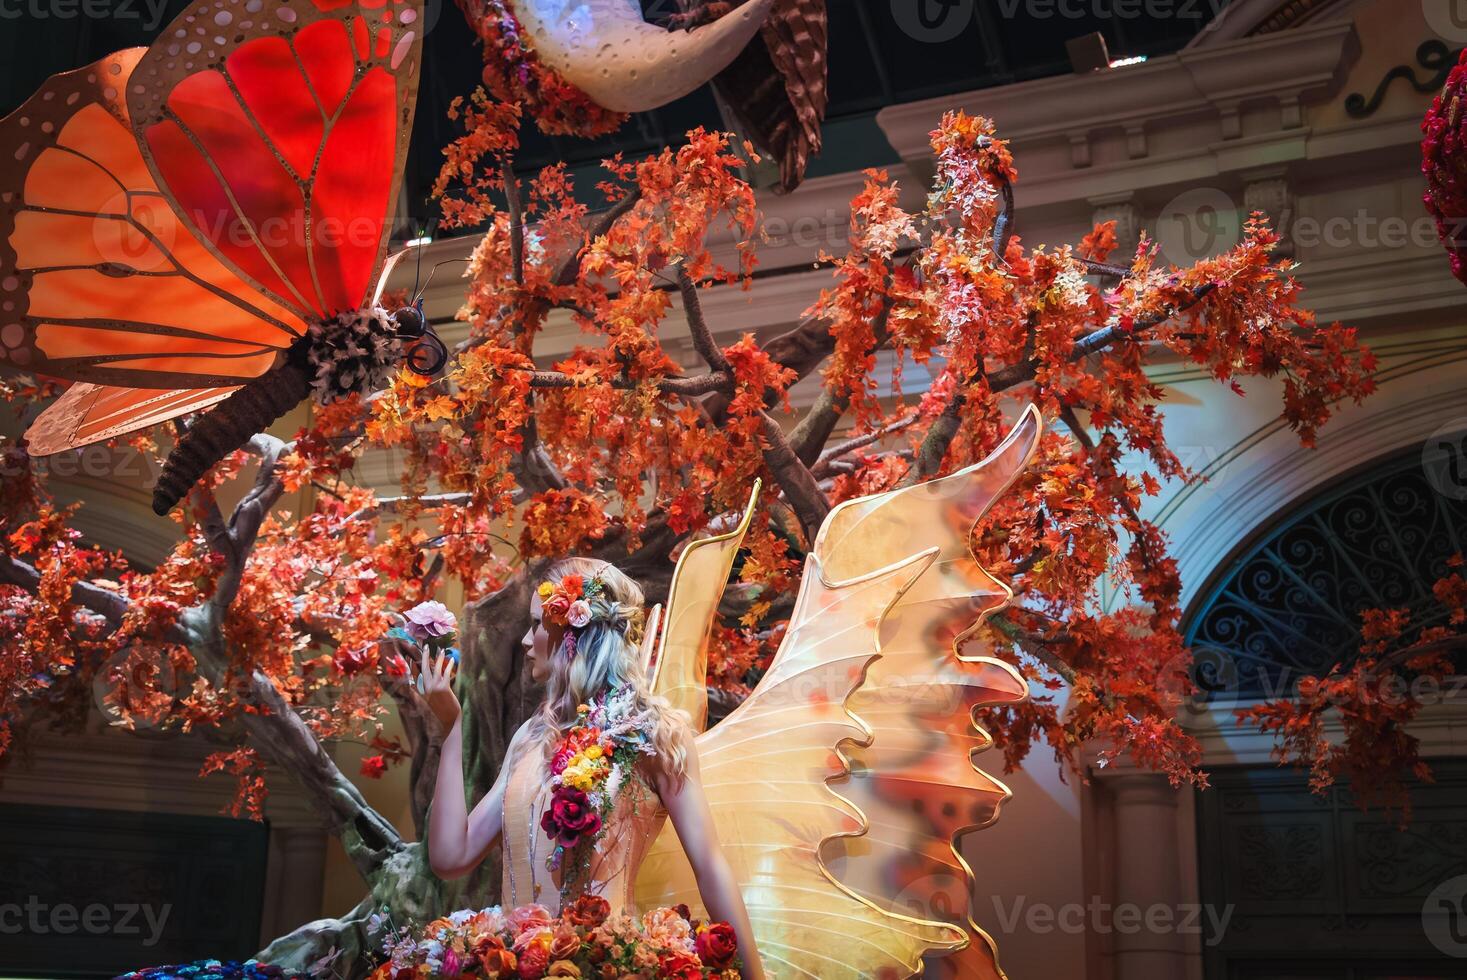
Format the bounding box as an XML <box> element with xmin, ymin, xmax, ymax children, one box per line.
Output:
<box><xmin>588</xmin><ymin>686</ymin><xmax>660</xmax><ymax>756</ymax></box>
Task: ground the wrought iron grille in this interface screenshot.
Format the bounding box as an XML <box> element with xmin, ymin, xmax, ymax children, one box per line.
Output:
<box><xmin>1182</xmin><ymin>448</ymin><xmax>1467</xmax><ymax>700</ymax></box>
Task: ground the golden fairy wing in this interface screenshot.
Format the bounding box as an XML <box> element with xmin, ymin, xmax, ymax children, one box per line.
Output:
<box><xmin>25</xmin><ymin>383</ymin><xmax>238</xmax><ymax>456</ymax></box>
<box><xmin>814</xmin><ymin>405</ymin><xmax>1044</xmax><ymax>980</ymax></box>
<box><xmin>646</xmin><ymin>481</ymin><xmax>761</xmax><ymax>731</ymax></box>
<box><xmin>636</xmin><ymin>547</ymin><xmax>968</xmax><ymax>979</ymax></box>
<box><xmin>635</xmin><ymin>406</ymin><xmax>1043</xmax><ymax>979</ymax></box>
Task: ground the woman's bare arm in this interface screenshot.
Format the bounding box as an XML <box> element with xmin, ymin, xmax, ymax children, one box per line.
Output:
<box><xmin>655</xmin><ymin>742</ymin><xmax>766</xmax><ymax>980</ymax></box>
<box><xmin>422</xmin><ymin>649</ymin><xmax>528</xmax><ymax>879</ymax></box>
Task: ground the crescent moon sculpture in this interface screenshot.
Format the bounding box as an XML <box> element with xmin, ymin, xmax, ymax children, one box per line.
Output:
<box><xmin>508</xmin><ymin>0</ymin><xmax>776</xmax><ymax>114</ymax></box>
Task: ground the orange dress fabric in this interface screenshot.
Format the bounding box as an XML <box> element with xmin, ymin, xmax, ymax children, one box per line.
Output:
<box><xmin>500</xmin><ymin>740</ymin><xmax>669</xmax><ymax>917</ymax></box>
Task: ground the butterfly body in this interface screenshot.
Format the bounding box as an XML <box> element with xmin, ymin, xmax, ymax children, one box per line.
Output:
<box><xmin>151</xmin><ymin>303</ymin><xmax>439</xmax><ymax>515</ymax></box>
<box><xmin>0</xmin><ymin>0</ymin><xmax>429</xmax><ymax>506</ymax></box>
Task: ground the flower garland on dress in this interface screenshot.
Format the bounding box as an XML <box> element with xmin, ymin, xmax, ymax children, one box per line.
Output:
<box><xmin>372</xmin><ymin>897</ymin><xmax>740</xmax><ymax>979</ymax></box>
<box><xmin>463</xmin><ymin>0</ymin><xmax>627</xmax><ymax>137</ymax></box>
<box><xmin>538</xmin><ymin>686</ymin><xmax>661</xmax><ymax>901</ymax></box>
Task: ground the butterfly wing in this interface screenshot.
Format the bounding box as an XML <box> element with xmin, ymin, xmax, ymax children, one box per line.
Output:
<box><xmin>814</xmin><ymin>405</ymin><xmax>1042</xmax><ymax>979</ymax></box>
<box><xmin>25</xmin><ymin>383</ymin><xmax>239</xmax><ymax>456</ymax></box>
<box><xmin>127</xmin><ymin>0</ymin><xmax>425</xmax><ymax>320</ymax></box>
<box><xmin>18</xmin><ymin>240</ymin><xmax>415</xmax><ymax>455</ymax></box>
<box><xmin>0</xmin><ymin>50</ymin><xmax>307</xmax><ymax>387</ymax></box>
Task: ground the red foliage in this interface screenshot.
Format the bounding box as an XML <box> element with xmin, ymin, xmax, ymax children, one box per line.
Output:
<box><xmin>0</xmin><ymin>106</ymin><xmax>1387</xmax><ymax>814</ymax></box>
<box><xmin>1237</xmin><ymin>556</ymin><xmax>1467</xmax><ymax>820</ymax></box>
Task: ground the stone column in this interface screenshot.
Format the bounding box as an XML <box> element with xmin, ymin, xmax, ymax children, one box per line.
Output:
<box><xmin>1108</xmin><ymin>773</ymin><xmax>1186</xmax><ymax>980</ymax></box>
<box><xmin>1089</xmin><ymin>194</ymin><xmax>1142</xmax><ymax>258</ymax></box>
<box><xmin>259</xmin><ymin>826</ymin><xmax>330</xmax><ymax>948</ymax></box>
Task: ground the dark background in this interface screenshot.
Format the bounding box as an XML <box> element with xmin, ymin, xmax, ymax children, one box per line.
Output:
<box><xmin>0</xmin><ymin>0</ymin><xmax>1223</xmax><ymax>239</ymax></box>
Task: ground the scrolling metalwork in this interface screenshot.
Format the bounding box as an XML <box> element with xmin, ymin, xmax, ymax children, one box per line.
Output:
<box><xmin>1183</xmin><ymin>448</ymin><xmax>1467</xmax><ymax>699</ymax></box>
<box><xmin>1345</xmin><ymin>40</ymin><xmax>1464</xmax><ymax>120</ymax></box>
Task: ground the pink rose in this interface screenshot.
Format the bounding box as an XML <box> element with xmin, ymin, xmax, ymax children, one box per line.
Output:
<box><xmin>566</xmin><ymin>599</ymin><xmax>592</xmax><ymax>629</ymax></box>
<box><xmin>404</xmin><ymin>600</ymin><xmax>457</xmax><ymax>642</ymax></box>
<box><xmin>507</xmin><ymin>904</ymin><xmax>553</xmax><ymax>935</ymax></box>
<box><xmin>516</xmin><ymin>941</ymin><xmax>550</xmax><ymax>979</ymax></box>
<box><xmin>514</xmin><ymin>926</ymin><xmax>552</xmax><ymax>952</ymax></box>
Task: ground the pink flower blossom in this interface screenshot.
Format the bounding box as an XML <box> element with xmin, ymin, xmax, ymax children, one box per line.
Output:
<box><xmin>566</xmin><ymin>599</ymin><xmax>592</xmax><ymax>629</ymax></box>
<box><xmin>404</xmin><ymin>600</ymin><xmax>457</xmax><ymax>642</ymax></box>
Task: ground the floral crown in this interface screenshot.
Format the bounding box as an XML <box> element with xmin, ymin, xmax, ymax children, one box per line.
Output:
<box><xmin>537</xmin><ymin>573</ymin><xmax>607</xmax><ymax>631</ymax></box>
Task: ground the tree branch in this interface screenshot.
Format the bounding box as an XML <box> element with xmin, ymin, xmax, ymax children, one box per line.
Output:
<box><xmin>527</xmin><ymin>369</ymin><xmax>731</xmax><ymax>396</ymax></box>
<box><xmin>760</xmin><ymin>412</ymin><xmax>829</xmax><ymax>539</ymax></box>
<box><xmin>988</xmin><ymin>282</ymin><xmax>1220</xmax><ymax>392</ymax></box>
<box><xmin>554</xmin><ymin>190</ymin><xmax>642</xmax><ymax>288</ymax></box>
<box><xmin>504</xmin><ymin>159</ymin><xmax>524</xmax><ymax>286</ymax></box>
<box><xmin>0</xmin><ymin>552</ymin><xmax>140</xmax><ymax>636</ymax></box>
<box><xmin>346</xmin><ymin>493</ymin><xmax>475</xmax><ymax>525</ymax></box>
<box><xmin>675</xmin><ymin>266</ymin><xmax>732</xmax><ymax>375</ymax></box>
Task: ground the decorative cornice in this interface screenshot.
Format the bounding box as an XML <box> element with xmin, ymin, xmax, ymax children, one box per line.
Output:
<box><xmin>876</xmin><ymin>21</ymin><xmax>1358</xmax><ymax>185</ymax></box>
<box><xmin>0</xmin><ymin>728</ymin><xmax>325</xmax><ymax>828</ymax></box>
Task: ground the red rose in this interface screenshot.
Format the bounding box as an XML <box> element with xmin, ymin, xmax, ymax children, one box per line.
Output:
<box><xmin>540</xmin><ymin>786</ymin><xmax>602</xmax><ymax>847</ymax></box>
<box><xmin>517</xmin><ymin>942</ymin><xmax>550</xmax><ymax>979</ymax></box>
<box><xmin>360</xmin><ymin>755</ymin><xmax>387</xmax><ymax>779</ymax></box>
<box><xmin>657</xmin><ymin>951</ymin><xmax>703</xmax><ymax>980</ymax></box>
<box><xmin>695</xmin><ymin>922</ymin><xmax>738</xmax><ymax>969</ymax></box>
<box><xmin>551</xmin><ymin>745</ymin><xmax>576</xmax><ymax>776</ymax></box>
<box><xmin>565</xmin><ymin>895</ymin><xmax>611</xmax><ymax>928</ymax></box>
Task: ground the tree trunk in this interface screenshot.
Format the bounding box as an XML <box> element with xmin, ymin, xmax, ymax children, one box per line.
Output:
<box><xmin>247</xmin><ymin>572</ymin><xmax>548</xmax><ymax>975</ymax></box>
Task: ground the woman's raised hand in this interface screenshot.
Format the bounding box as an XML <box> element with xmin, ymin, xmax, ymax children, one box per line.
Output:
<box><xmin>420</xmin><ymin>649</ymin><xmax>461</xmax><ymax>731</ymax></box>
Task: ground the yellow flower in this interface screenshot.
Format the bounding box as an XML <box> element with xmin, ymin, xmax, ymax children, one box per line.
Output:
<box><xmin>538</xmin><ymin>581</ymin><xmax>555</xmax><ymax>599</ymax></box>
<box><xmin>584</xmin><ymin>744</ymin><xmax>603</xmax><ymax>761</ymax></box>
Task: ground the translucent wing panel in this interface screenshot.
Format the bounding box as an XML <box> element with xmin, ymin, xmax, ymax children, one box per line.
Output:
<box><xmin>637</xmin><ymin>551</ymin><xmax>967</xmax><ymax>979</ymax></box>
<box><xmin>25</xmin><ymin>383</ymin><xmax>238</xmax><ymax>456</ymax></box>
<box><xmin>129</xmin><ymin>0</ymin><xmax>424</xmax><ymax>319</ymax></box>
<box><xmin>648</xmin><ymin>482</ymin><xmax>761</xmax><ymax>730</ymax></box>
<box><xmin>0</xmin><ymin>51</ymin><xmax>305</xmax><ymax>387</ymax></box>
<box><xmin>814</xmin><ymin>407</ymin><xmax>1042</xmax><ymax>974</ymax></box>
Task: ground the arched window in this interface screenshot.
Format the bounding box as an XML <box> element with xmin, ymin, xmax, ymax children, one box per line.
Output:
<box><xmin>1183</xmin><ymin>447</ymin><xmax>1467</xmax><ymax>700</ymax></box>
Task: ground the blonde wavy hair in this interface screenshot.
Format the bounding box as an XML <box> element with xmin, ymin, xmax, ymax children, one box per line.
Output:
<box><xmin>526</xmin><ymin>557</ymin><xmax>689</xmax><ymax>784</ymax></box>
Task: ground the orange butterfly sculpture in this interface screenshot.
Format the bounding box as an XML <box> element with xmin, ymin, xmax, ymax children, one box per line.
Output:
<box><xmin>0</xmin><ymin>0</ymin><xmax>437</xmax><ymax>514</ymax></box>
